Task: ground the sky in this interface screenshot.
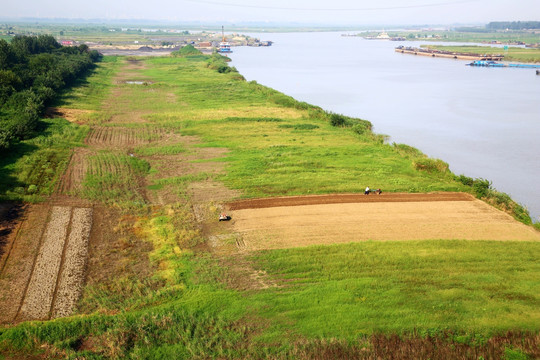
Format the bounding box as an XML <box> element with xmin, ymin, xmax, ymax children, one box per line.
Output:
<box><xmin>4</xmin><ymin>0</ymin><xmax>539</xmax><ymax>25</ymax></box>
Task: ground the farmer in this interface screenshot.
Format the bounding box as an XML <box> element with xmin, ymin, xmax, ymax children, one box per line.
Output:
<box><xmin>219</xmin><ymin>213</ymin><xmax>231</xmax><ymax>221</ymax></box>
<box><xmin>365</xmin><ymin>186</ymin><xmax>370</xmax><ymax>195</ymax></box>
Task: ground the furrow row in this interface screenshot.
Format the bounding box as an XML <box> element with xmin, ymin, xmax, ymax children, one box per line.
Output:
<box><xmin>17</xmin><ymin>206</ymin><xmax>93</xmax><ymax>321</ymax></box>
<box><xmin>52</xmin><ymin>208</ymin><xmax>93</xmax><ymax>318</ymax></box>
<box><xmin>19</xmin><ymin>206</ymin><xmax>71</xmax><ymax>320</ymax></box>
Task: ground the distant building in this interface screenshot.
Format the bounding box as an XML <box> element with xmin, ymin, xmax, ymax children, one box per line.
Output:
<box><xmin>61</xmin><ymin>40</ymin><xmax>74</xmax><ymax>46</ymax></box>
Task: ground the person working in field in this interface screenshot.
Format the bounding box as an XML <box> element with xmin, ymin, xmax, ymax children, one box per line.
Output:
<box><xmin>365</xmin><ymin>187</ymin><xmax>382</xmax><ymax>195</ymax></box>
<box><xmin>219</xmin><ymin>213</ymin><xmax>231</xmax><ymax>221</ymax></box>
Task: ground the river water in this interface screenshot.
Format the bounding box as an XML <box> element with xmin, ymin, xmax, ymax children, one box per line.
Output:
<box><xmin>229</xmin><ymin>32</ymin><xmax>540</xmax><ymax>222</ymax></box>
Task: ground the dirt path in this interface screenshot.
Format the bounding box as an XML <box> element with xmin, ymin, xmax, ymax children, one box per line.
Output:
<box><xmin>228</xmin><ymin>196</ymin><xmax>540</xmax><ymax>251</ymax></box>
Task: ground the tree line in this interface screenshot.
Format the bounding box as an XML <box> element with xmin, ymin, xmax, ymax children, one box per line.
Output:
<box><xmin>486</xmin><ymin>21</ymin><xmax>540</xmax><ymax>30</ymax></box>
<box><xmin>0</xmin><ymin>35</ymin><xmax>100</xmax><ymax>150</ymax></box>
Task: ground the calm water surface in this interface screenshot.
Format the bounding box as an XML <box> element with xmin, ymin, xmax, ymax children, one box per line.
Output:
<box><xmin>229</xmin><ymin>32</ymin><xmax>540</xmax><ymax>221</ymax></box>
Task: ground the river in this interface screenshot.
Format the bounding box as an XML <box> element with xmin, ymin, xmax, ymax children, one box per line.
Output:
<box><xmin>229</xmin><ymin>32</ymin><xmax>540</xmax><ymax>222</ymax></box>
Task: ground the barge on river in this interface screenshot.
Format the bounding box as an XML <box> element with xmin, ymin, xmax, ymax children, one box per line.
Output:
<box><xmin>395</xmin><ymin>46</ymin><xmax>504</xmax><ymax>61</ymax></box>
<box><xmin>467</xmin><ymin>60</ymin><xmax>540</xmax><ymax>69</ymax></box>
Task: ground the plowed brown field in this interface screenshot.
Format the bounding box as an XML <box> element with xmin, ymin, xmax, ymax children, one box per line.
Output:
<box><xmin>85</xmin><ymin>126</ymin><xmax>164</xmax><ymax>147</ymax></box>
<box><xmin>0</xmin><ymin>206</ymin><xmax>93</xmax><ymax>323</ymax></box>
<box><xmin>228</xmin><ymin>194</ymin><xmax>540</xmax><ymax>251</ymax></box>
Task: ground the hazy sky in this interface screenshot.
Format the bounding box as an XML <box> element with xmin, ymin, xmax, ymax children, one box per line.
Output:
<box><xmin>4</xmin><ymin>0</ymin><xmax>539</xmax><ymax>25</ymax></box>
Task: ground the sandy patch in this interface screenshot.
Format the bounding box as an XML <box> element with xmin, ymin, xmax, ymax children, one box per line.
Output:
<box><xmin>45</xmin><ymin>107</ymin><xmax>94</xmax><ymax>123</ymax></box>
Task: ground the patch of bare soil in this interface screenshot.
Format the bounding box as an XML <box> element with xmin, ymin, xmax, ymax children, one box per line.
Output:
<box><xmin>58</xmin><ymin>148</ymin><xmax>92</xmax><ymax>195</ymax></box>
<box><xmin>0</xmin><ymin>205</ymin><xmax>49</xmax><ymax>324</ymax></box>
<box><xmin>0</xmin><ymin>205</ymin><xmax>94</xmax><ymax>323</ymax></box>
<box><xmin>45</xmin><ymin>107</ymin><xmax>94</xmax><ymax>123</ymax></box>
<box><xmin>229</xmin><ymin>197</ymin><xmax>540</xmax><ymax>251</ymax></box>
<box><xmin>85</xmin><ymin>126</ymin><xmax>165</xmax><ymax>148</ymax></box>
<box><xmin>0</xmin><ymin>204</ymin><xmax>24</xmax><ymax>261</ymax></box>
<box><xmin>227</xmin><ymin>192</ymin><xmax>474</xmax><ymax>210</ymax></box>
<box><xmin>19</xmin><ymin>206</ymin><xmax>71</xmax><ymax>320</ymax></box>
<box><xmin>52</xmin><ymin>208</ymin><xmax>93</xmax><ymax>318</ymax></box>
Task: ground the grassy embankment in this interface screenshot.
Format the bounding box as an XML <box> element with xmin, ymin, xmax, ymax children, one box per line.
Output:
<box><xmin>0</xmin><ymin>53</ymin><xmax>538</xmax><ymax>359</ymax></box>
<box><xmin>422</xmin><ymin>45</ymin><xmax>540</xmax><ymax>63</ymax></box>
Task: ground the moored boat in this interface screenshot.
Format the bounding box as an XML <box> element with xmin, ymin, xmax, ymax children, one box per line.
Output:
<box><xmin>218</xmin><ymin>26</ymin><xmax>232</xmax><ymax>54</ymax></box>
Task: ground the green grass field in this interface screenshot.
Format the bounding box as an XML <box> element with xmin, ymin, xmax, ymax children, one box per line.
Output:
<box><xmin>0</xmin><ymin>53</ymin><xmax>538</xmax><ymax>359</ymax></box>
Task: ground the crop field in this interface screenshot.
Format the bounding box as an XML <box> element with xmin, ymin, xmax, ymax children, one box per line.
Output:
<box><xmin>0</xmin><ymin>53</ymin><xmax>539</xmax><ymax>359</ymax></box>
<box><xmin>227</xmin><ymin>195</ymin><xmax>540</xmax><ymax>250</ymax></box>
<box><xmin>0</xmin><ymin>206</ymin><xmax>93</xmax><ymax>322</ymax></box>
<box><xmin>85</xmin><ymin>126</ymin><xmax>166</xmax><ymax>147</ymax></box>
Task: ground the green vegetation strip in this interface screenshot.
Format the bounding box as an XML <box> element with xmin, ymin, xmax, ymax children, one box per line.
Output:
<box><xmin>423</xmin><ymin>45</ymin><xmax>540</xmax><ymax>63</ymax></box>
<box><xmin>1</xmin><ymin>238</ymin><xmax>539</xmax><ymax>358</ymax></box>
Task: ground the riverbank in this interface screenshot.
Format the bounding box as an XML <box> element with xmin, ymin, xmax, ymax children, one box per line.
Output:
<box><xmin>229</xmin><ymin>32</ymin><xmax>540</xmax><ymax>221</ymax></box>
<box><xmin>0</xmin><ymin>53</ymin><xmax>539</xmax><ymax>359</ymax></box>
<box><xmin>422</xmin><ymin>44</ymin><xmax>540</xmax><ymax>63</ymax></box>
<box><xmin>395</xmin><ymin>45</ymin><xmax>504</xmax><ymax>60</ymax></box>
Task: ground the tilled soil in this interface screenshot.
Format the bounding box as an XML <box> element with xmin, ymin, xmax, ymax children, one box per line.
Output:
<box><xmin>0</xmin><ymin>206</ymin><xmax>94</xmax><ymax>323</ymax></box>
<box><xmin>58</xmin><ymin>148</ymin><xmax>91</xmax><ymax>194</ymax></box>
<box><xmin>226</xmin><ymin>192</ymin><xmax>474</xmax><ymax>210</ymax></box>
<box><xmin>229</xmin><ymin>195</ymin><xmax>540</xmax><ymax>251</ymax></box>
<box><xmin>19</xmin><ymin>206</ymin><xmax>71</xmax><ymax>320</ymax></box>
<box><xmin>52</xmin><ymin>208</ymin><xmax>93</xmax><ymax>318</ymax></box>
<box><xmin>85</xmin><ymin>126</ymin><xmax>165</xmax><ymax>148</ymax></box>
<box><xmin>0</xmin><ymin>205</ymin><xmax>49</xmax><ymax>323</ymax></box>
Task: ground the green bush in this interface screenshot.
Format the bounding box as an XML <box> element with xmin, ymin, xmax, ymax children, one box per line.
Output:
<box><xmin>413</xmin><ymin>158</ymin><xmax>449</xmax><ymax>174</ymax></box>
<box><xmin>472</xmin><ymin>178</ymin><xmax>491</xmax><ymax>198</ymax></box>
<box><xmin>329</xmin><ymin>113</ymin><xmax>347</xmax><ymax>127</ymax></box>
<box><xmin>352</xmin><ymin>123</ymin><xmax>369</xmax><ymax>135</ymax></box>
<box><xmin>456</xmin><ymin>174</ymin><xmax>474</xmax><ymax>186</ymax></box>
<box><xmin>171</xmin><ymin>44</ymin><xmax>202</xmax><ymax>57</ymax></box>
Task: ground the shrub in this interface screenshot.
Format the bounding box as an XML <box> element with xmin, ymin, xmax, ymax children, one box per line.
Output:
<box><xmin>472</xmin><ymin>178</ymin><xmax>491</xmax><ymax>198</ymax></box>
<box><xmin>329</xmin><ymin>113</ymin><xmax>347</xmax><ymax>127</ymax></box>
<box><xmin>413</xmin><ymin>158</ymin><xmax>449</xmax><ymax>174</ymax></box>
<box><xmin>171</xmin><ymin>44</ymin><xmax>202</xmax><ymax>57</ymax></box>
<box><xmin>455</xmin><ymin>174</ymin><xmax>474</xmax><ymax>186</ymax></box>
